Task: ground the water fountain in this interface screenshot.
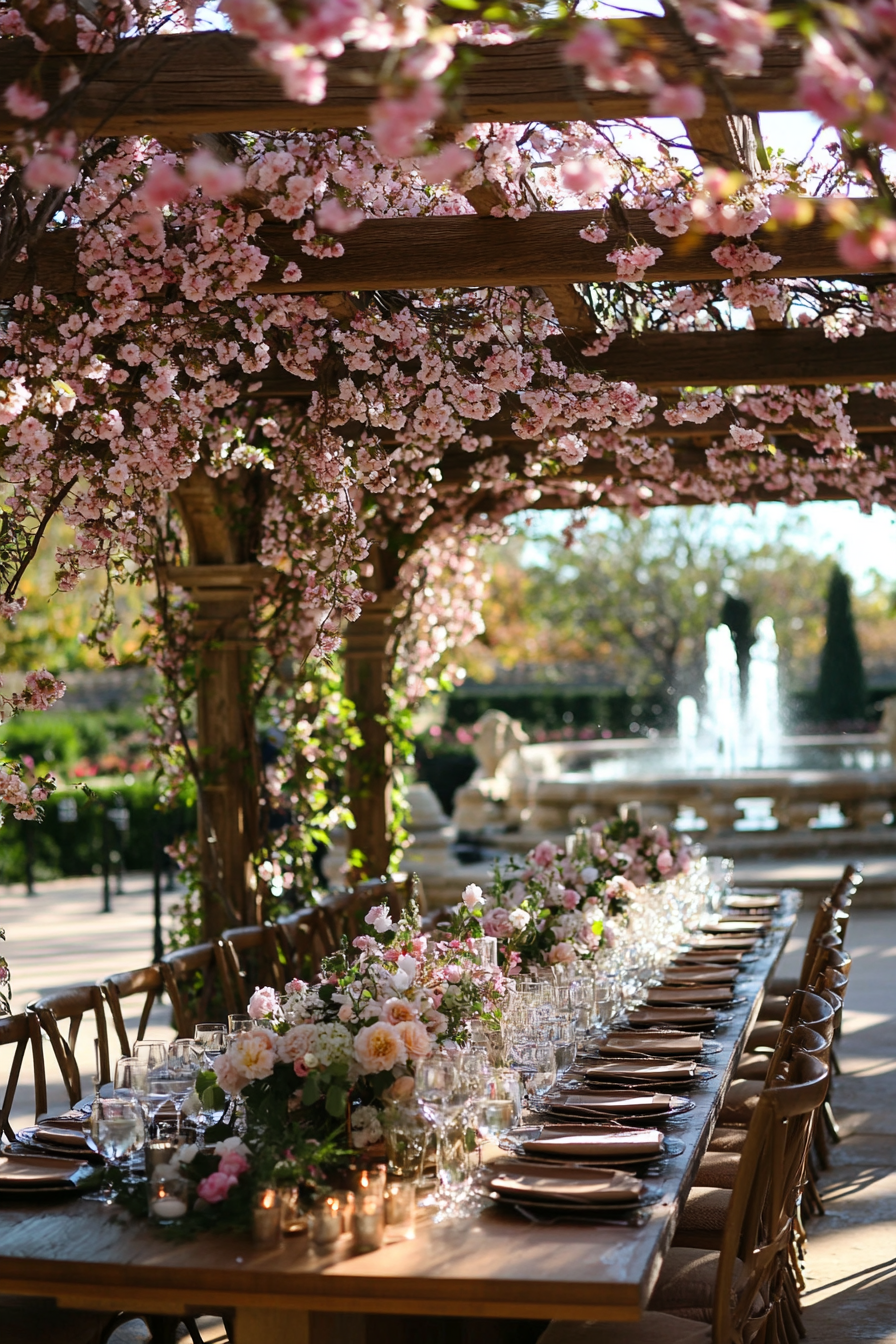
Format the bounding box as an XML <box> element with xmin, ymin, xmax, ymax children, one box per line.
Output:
<box><xmin>703</xmin><ymin>625</ymin><xmax>741</xmax><ymax>773</ymax></box>
<box><xmin>745</xmin><ymin>616</ymin><xmax>782</xmax><ymax>768</ymax></box>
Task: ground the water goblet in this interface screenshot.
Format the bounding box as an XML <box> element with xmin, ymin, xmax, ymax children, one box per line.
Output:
<box><xmin>193</xmin><ymin>1023</ymin><xmax>227</xmax><ymax>1066</ymax></box>
<box><xmin>134</xmin><ymin>1040</ymin><xmax>168</xmax><ymax>1073</ymax></box>
<box><xmin>84</xmin><ymin>1097</ymin><xmax>144</xmax><ymax>1202</ymax></box>
<box><xmin>228</xmin><ymin>1014</ymin><xmax>253</xmax><ymax>1034</ymax></box>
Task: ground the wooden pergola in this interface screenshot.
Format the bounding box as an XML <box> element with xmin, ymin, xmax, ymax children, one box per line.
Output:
<box><xmin>3</xmin><ymin>23</ymin><xmax>894</xmax><ymax>928</ymax></box>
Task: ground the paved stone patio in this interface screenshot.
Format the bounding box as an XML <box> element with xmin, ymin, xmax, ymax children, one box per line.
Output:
<box><xmin>1</xmin><ymin>875</ymin><xmax>893</xmax><ymax>1340</ymax></box>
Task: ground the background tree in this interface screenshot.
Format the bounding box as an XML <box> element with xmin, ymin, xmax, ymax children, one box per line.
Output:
<box><xmin>816</xmin><ymin>566</ymin><xmax>868</xmax><ymax>722</ymax></box>
<box><xmin>720</xmin><ymin>593</ymin><xmax>754</xmax><ymax>704</ymax></box>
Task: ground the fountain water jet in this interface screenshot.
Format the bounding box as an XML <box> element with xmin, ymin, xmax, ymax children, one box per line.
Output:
<box><xmin>745</xmin><ymin>616</ymin><xmax>782</xmax><ymax>768</ymax></box>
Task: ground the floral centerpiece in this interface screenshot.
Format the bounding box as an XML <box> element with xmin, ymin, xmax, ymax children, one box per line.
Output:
<box><xmin>212</xmin><ymin>899</ymin><xmax>506</xmax><ymax>1153</ymax></box>
<box><xmin>449</xmin><ymin>820</ymin><xmax>692</xmax><ymax>975</ymax></box>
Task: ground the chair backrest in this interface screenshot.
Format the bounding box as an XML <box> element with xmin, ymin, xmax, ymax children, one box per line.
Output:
<box><xmin>712</xmin><ymin>1051</ymin><xmax>831</xmax><ymax>1344</ymax></box>
<box><xmin>276</xmin><ymin>905</ymin><xmax>332</xmax><ymax>982</ymax></box>
<box><xmin>101</xmin><ymin>965</ymin><xmax>165</xmax><ymax>1059</ymax></box>
<box><xmin>158</xmin><ymin>942</ymin><xmax>223</xmax><ymax>1037</ymax></box>
<box><xmin>0</xmin><ymin>1012</ymin><xmax>46</xmax><ymax>1138</ymax></box>
<box><xmin>797</xmin><ymin>898</ymin><xmax>842</xmax><ymax>987</ymax></box>
<box><xmin>218</xmin><ymin>923</ymin><xmax>285</xmax><ymax>1010</ymax></box>
<box><xmin>28</xmin><ymin>984</ymin><xmax>111</xmax><ymax>1108</ymax></box>
<box><xmin>765</xmin><ymin>989</ymin><xmax>835</xmax><ymax>1078</ymax></box>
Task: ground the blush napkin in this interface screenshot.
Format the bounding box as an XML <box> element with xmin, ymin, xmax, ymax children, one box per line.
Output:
<box><xmin>491</xmin><ymin>1163</ymin><xmax>645</xmax><ymax>1205</ymax></box>
<box><xmin>521</xmin><ymin>1126</ymin><xmax>664</xmax><ymax>1159</ymax></box>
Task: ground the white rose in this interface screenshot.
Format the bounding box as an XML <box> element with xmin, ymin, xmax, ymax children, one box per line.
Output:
<box><xmin>462</xmin><ymin>883</ymin><xmax>483</xmax><ymax>910</ymax></box>
<box><xmin>509</xmin><ymin>908</ymin><xmax>530</xmax><ymax>932</ymax></box>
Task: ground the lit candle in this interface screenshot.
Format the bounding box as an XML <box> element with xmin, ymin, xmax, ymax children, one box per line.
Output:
<box><xmin>384</xmin><ymin>1178</ymin><xmax>416</xmax><ymax>1229</ymax></box>
<box><xmin>252</xmin><ymin>1188</ymin><xmax>282</xmax><ymax>1248</ymax></box>
<box><xmin>148</xmin><ymin>1172</ymin><xmax>190</xmax><ymax>1222</ymax></box>
<box><xmin>352</xmin><ymin>1193</ymin><xmax>385</xmax><ymax>1252</ymax></box>
<box><xmin>311</xmin><ymin>1194</ymin><xmax>344</xmax><ymax>1247</ymax></box>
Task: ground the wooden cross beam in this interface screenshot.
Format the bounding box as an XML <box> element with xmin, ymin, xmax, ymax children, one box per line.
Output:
<box><xmin>4</xmin><ymin>209</ymin><xmax>890</xmax><ymax>299</ymax></box>
<box><xmin>0</xmin><ymin>26</ymin><xmax>803</xmax><ymax>142</ymax></box>
<box><xmin>246</xmin><ymin>329</ymin><xmax>896</xmax><ymax>396</ymax></box>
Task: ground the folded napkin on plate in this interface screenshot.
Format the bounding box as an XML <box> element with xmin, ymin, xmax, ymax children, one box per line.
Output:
<box><xmin>690</xmin><ymin>936</ymin><xmax>758</xmax><ymax>951</ymax></box>
<box><xmin>661</xmin><ymin>966</ymin><xmax>739</xmax><ymax>985</ymax></box>
<box><xmin>701</xmin><ymin>918</ymin><xmax>770</xmax><ymax>932</ymax></box>
<box><xmin>491</xmin><ymin>1163</ymin><xmax>645</xmax><ymax>1205</ymax></box>
<box><xmin>674</xmin><ymin>952</ymin><xmax>743</xmax><ymax>967</ymax></box>
<box><xmin>726</xmin><ymin>894</ymin><xmax>781</xmax><ymax>910</ymax></box>
<box><xmin>585</xmin><ymin>1060</ymin><xmax>697</xmax><ymax>1083</ymax></box>
<box><xmin>628</xmin><ymin>1007</ymin><xmax>718</xmax><ymax>1027</ymax></box>
<box><xmin>546</xmin><ymin>1090</ymin><xmax>674</xmax><ymax>1115</ymax></box>
<box><xmin>33</xmin><ymin>1124</ymin><xmax>91</xmax><ymax>1150</ymax></box>
<box><xmin>598</xmin><ymin>1032</ymin><xmax>704</xmax><ymax>1057</ymax></box>
<box><xmin>36</xmin><ymin>1110</ymin><xmax>88</xmax><ymax>1131</ymax></box>
<box><xmin>0</xmin><ymin>1154</ymin><xmax>85</xmax><ymax>1187</ymax></box>
<box><xmin>647</xmin><ymin>986</ymin><xmax>734</xmax><ymax>1006</ymax></box>
<box><xmin>521</xmin><ymin>1127</ymin><xmax>664</xmax><ymax>1159</ymax></box>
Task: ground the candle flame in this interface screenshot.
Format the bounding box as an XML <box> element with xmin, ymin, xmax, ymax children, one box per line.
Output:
<box><xmin>262</xmin><ymin>1189</ymin><xmax>276</xmax><ymax>1209</ymax></box>
<box><xmin>360</xmin><ymin>1173</ymin><xmax>369</xmax><ymax>1189</ymax></box>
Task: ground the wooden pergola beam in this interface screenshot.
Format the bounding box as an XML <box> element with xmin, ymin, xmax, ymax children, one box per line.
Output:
<box><xmin>5</xmin><ymin>209</ymin><xmax>891</xmax><ymax>300</ymax></box>
<box><xmin>247</xmin><ymin>330</ymin><xmax>896</xmax><ymax>396</ymax></box>
<box><xmin>0</xmin><ymin>26</ymin><xmax>802</xmax><ymax>143</ymax></box>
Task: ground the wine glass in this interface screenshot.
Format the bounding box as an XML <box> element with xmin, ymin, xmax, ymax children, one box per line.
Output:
<box><xmin>508</xmin><ymin>1036</ymin><xmax>556</xmax><ymax>1110</ymax></box>
<box><xmin>194</xmin><ymin>1023</ymin><xmax>226</xmax><ymax>1066</ymax></box>
<box><xmin>415</xmin><ymin>1055</ymin><xmax>472</xmax><ymax>1219</ymax></box>
<box><xmin>84</xmin><ymin>1097</ymin><xmax>144</xmax><ymax>1202</ymax></box>
<box><xmin>134</xmin><ymin>1040</ymin><xmax>168</xmax><ymax>1073</ymax></box>
<box><xmin>228</xmin><ymin>1015</ymin><xmax>253</xmax><ymax>1034</ymax></box>
<box><xmin>114</xmin><ymin>1056</ymin><xmax>148</xmax><ymax>1097</ymax></box>
<box><xmin>153</xmin><ymin>1071</ymin><xmax>196</xmax><ymax>1138</ymax></box>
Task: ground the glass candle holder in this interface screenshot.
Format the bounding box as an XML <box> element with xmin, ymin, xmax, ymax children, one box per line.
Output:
<box><xmin>352</xmin><ymin>1192</ymin><xmax>385</xmax><ymax>1252</ymax></box>
<box><xmin>145</xmin><ymin>1138</ymin><xmax>184</xmax><ymax>1178</ymax></box>
<box><xmin>310</xmin><ymin>1193</ymin><xmax>345</xmax><ymax>1247</ymax></box>
<box><xmin>384</xmin><ymin>1178</ymin><xmax>416</xmax><ymax>1230</ymax></box>
<box><xmin>351</xmin><ymin>1166</ymin><xmax>387</xmax><ymax>1198</ymax></box>
<box><xmin>148</xmin><ymin>1172</ymin><xmax>190</xmax><ymax>1222</ymax></box>
<box><xmin>382</xmin><ymin>1100</ymin><xmax>428</xmax><ymax>1180</ymax></box>
<box><xmin>252</xmin><ymin>1188</ymin><xmax>282</xmax><ymax>1248</ymax></box>
<box><xmin>277</xmin><ymin>1183</ymin><xmax>306</xmax><ymax>1235</ymax></box>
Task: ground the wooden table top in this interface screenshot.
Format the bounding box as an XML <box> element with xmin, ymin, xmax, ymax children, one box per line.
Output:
<box><xmin>0</xmin><ymin>918</ymin><xmax>794</xmax><ymax>1324</ymax></box>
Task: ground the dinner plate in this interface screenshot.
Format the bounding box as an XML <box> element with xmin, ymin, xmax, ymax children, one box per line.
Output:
<box><xmin>13</xmin><ymin>1128</ymin><xmax>101</xmax><ymax>1162</ymax></box>
<box><xmin>513</xmin><ymin>1135</ymin><xmax>686</xmax><ymax>1168</ymax></box>
<box><xmin>626</xmin><ymin>1006</ymin><xmax>721</xmax><ymax>1029</ymax></box>
<box><xmin>536</xmin><ymin>1094</ymin><xmax>696</xmax><ymax>1123</ymax></box>
<box><xmin>490</xmin><ymin>1190</ymin><xmax>663</xmax><ymax>1217</ymax></box>
<box><xmin>0</xmin><ymin>1153</ymin><xmax>94</xmax><ymax>1198</ymax></box>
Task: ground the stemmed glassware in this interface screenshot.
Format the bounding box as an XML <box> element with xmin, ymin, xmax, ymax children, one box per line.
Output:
<box><xmin>415</xmin><ymin>1053</ymin><xmax>476</xmax><ymax>1220</ymax></box>
<box><xmin>83</xmin><ymin>1097</ymin><xmax>144</xmax><ymax>1202</ymax></box>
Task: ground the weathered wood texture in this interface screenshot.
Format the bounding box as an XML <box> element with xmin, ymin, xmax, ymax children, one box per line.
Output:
<box><xmin>6</xmin><ymin>210</ymin><xmax>891</xmax><ymax>299</ymax></box>
<box><xmin>0</xmin><ymin>27</ymin><xmax>803</xmax><ymax>142</ymax></box>
<box><xmin>248</xmin><ymin>330</ymin><xmax>896</xmax><ymax>396</ymax></box>
<box><xmin>0</xmin><ymin>924</ymin><xmax>792</xmax><ymax>1324</ymax></box>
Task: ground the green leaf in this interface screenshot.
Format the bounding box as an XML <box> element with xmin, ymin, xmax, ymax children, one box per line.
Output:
<box><xmin>302</xmin><ymin>1074</ymin><xmax>322</xmax><ymax>1106</ymax></box>
<box><xmin>200</xmin><ymin>1084</ymin><xmax>227</xmax><ymax>1112</ymax></box>
<box><xmin>325</xmin><ymin>1083</ymin><xmax>347</xmax><ymax>1118</ymax></box>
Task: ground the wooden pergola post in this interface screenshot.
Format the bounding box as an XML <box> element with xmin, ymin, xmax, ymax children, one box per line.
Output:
<box><xmin>342</xmin><ymin>560</ymin><xmax>402</xmax><ymax>881</ymax></box>
<box><xmin>171</xmin><ymin>468</ymin><xmax>265</xmax><ymax>934</ymax></box>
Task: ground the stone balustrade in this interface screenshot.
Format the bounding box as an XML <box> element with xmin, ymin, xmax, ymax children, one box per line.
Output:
<box><xmin>453</xmin><ymin>769</ymin><xmax>896</xmax><ymax>854</ymax></box>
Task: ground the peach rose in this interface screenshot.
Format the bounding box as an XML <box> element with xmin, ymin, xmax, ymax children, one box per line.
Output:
<box><xmin>382</xmin><ymin>997</ymin><xmax>416</xmax><ymax>1024</ymax></box>
<box><xmin>353</xmin><ymin>1022</ymin><xmax>408</xmax><ymax>1075</ymax></box>
<box><xmin>231</xmin><ymin>1027</ymin><xmax>277</xmax><ymax>1080</ymax></box>
<box><xmin>395</xmin><ymin>1019</ymin><xmax>432</xmax><ymax>1061</ymax></box>
<box><xmin>276</xmin><ymin>1024</ymin><xmax>317</xmax><ymax>1064</ymax></box>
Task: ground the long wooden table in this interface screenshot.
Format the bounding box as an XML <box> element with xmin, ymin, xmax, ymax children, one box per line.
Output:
<box><xmin>0</xmin><ymin>918</ymin><xmax>795</xmax><ymax>1344</ymax></box>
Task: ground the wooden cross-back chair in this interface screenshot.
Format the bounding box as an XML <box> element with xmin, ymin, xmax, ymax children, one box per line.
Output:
<box><xmin>101</xmin><ymin>965</ymin><xmax>165</xmax><ymax>1059</ymax></box>
<box><xmin>276</xmin><ymin>905</ymin><xmax>333</xmax><ymax>982</ymax></box>
<box><xmin>28</xmin><ymin>984</ymin><xmax>111</xmax><ymax>1109</ymax></box>
<box><xmin>0</xmin><ymin>1011</ymin><xmax>46</xmax><ymax>1139</ymax></box>
<box><xmin>218</xmin><ymin>922</ymin><xmax>285</xmax><ymax>1011</ymax></box>
<box><xmin>536</xmin><ymin>1051</ymin><xmax>831</xmax><ymax>1344</ymax></box>
<box><xmin>159</xmin><ymin>942</ymin><xmax>229</xmax><ymax>1038</ymax></box>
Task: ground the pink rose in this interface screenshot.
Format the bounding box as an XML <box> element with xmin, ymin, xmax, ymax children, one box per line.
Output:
<box><xmin>395</xmin><ymin>1019</ymin><xmax>432</xmax><ymax>1060</ymax></box>
<box><xmin>217</xmin><ymin>1151</ymin><xmax>249</xmax><ymax>1178</ymax></box>
<box><xmin>482</xmin><ymin>907</ymin><xmax>514</xmax><ymax>939</ymax></box>
<box><xmin>293</xmin><ymin>1058</ymin><xmax>309</xmax><ymax>1078</ymax></box>
<box><xmin>444</xmin><ymin>964</ymin><xmax>463</xmax><ymax>984</ymax></box>
<box><xmin>248</xmin><ymin>985</ymin><xmax>278</xmax><ymax>1019</ymax></box>
<box><xmin>197</xmin><ymin>1171</ymin><xmax>237</xmax><ymax>1204</ymax></box>
<box><xmin>656</xmin><ymin>849</ymin><xmax>674</xmax><ymax>875</ymax></box>
<box><xmin>531</xmin><ymin>841</ymin><xmax>558</xmax><ymax>868</ymax></box>
<box><xmin>284</xmin><ymin>978</ymin><xmax>306</xmax><ymax>994</ymax></box>
<box><xmin>562</xmin><ymin>889</ymin><xmax>580</xmax><ymax>910</ymax></box>
<box><xmin>547</xmin><ymin>941</ymin><xmax>576</xmax><ymax>965</ymax></box>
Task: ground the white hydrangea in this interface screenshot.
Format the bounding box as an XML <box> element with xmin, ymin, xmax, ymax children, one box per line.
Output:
<box><xmin>313</xmin><ymin>1022</ymin><xmax>354</xmax><ymax>1068</ymax></box>
<box><xmin>350</xmin><ymin>1105</ymin><xmax>383</xmax><ymax>1149</ymax></box>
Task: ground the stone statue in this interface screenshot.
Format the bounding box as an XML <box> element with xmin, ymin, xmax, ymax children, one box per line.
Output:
<box><xmin>472</xmin><ymin>709</ymin><xmax>530</xmax><ymax>780</ymax></box>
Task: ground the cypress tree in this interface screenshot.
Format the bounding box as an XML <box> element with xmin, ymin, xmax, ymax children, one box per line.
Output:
<box><xmin>720</xmin><ymin>593</ymin><xmax>754</xmax><ymax>702</ymax></box>
<box><xmin>816</xmin><ymin>566</ymin><xmax>867</xmax><ymax>722</ymax></box>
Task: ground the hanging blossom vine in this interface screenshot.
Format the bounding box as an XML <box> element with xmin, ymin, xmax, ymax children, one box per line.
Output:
<box><xmin>2</xmin><ymin>121</ymin><xmax>896</xmax><ymax>856</ymax></box>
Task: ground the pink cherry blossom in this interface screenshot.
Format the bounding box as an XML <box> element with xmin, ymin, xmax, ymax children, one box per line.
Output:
<box><xmin>4</xmin><ymin>82</ymin><xmax>49</xmax><ymax>121</ymax></box>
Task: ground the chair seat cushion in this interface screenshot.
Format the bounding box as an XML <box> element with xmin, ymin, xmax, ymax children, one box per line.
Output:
<box><xmin>694</xmin><ymin>1151</ymin><xmax>740</xmax><ymax>1189</ymax></box>
<box><xmin>677</xmin><ymin>1186</ymin><xmax>731</xmax><ymax>1234</ymax></box>
<box><xmin>757</xmin><ymin>994</ymin><xmax>788</xmax><ymax>1021</ymax></box>
<box><xmin>708</xmin><ymin>1127</ymin><xmax>748</xmax><ymax>1153</ymax></box>
<box><xmin>719</xmin><ymin>1078</ymin><xmax>764</xmax><ymax>1125</ymax></box>
<box><xmin>539</xmin><ymin>1313</ymin><xmax>711</xmax><ymax>1344</ymax></box>
<box><xmin>0</xmin><ymin>1295</ymin><xmax>109</xmax><ymax>1344</ymax></box>
<box><xmin>648</xmin><ymin>1249</ymin><xmax>727</xmax><ymax>1322</ymax></box>
<box><xmin>735</xmin><ymin>1053</ymin><xmax>771</xmax><ymax>1081</ymax></box>
<box><xmin>746</xmin><ymin>1022</ymin><xmax>781</xmax><ymax>1052</ymax></box>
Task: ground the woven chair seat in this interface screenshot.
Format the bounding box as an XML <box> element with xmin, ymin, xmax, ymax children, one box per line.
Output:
<box><xmin>757</xmin><ymin>993</ymin><xmax>789</xmax><ymax>1021</ymax></box>
<box><xmin>648</xmin><ymin>1248</ymin><xmax>762</xmax><ymax>1323</ymax></box>
<box><xmin>734</xmin><ymin>1052</ymin><xmax>772</xmax><ymax>1081</ymax></box>
<box><xmin>745</xmin><ymin>1021</ymin><xmax>781</xmax><ymax>1052</ymax></box>
<box><xmin>707</xmin><ymin>1126</ymin><xmax>748</xmax><ymax>1152</ymax></box>
<box><xmin>539</xmin><ymin>1313</ymin><xmax>711</xmax><ymax>1344</ymax></box>
<box><xmin>694</xmin><ymin>1151</ymin><xmax>740</xmax><ymax>1188</ymax></box>
<box><xmin>718</xmin><ymin>1078</ymin><xmax>764</xmax><ymax>1125</ymax></box>
<box><xmin>673</xmin><ymin>1186</ymin><xmax>732</xmax><ymax>1250</ymax></box>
